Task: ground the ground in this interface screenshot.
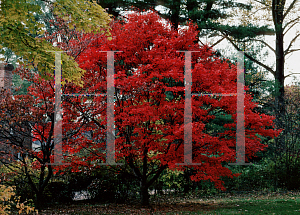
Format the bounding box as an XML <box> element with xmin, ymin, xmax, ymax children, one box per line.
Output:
<box><xmin>16</xmin><ymin>191</ymin><xmax>300</xmax><ymax>214</ymax></box>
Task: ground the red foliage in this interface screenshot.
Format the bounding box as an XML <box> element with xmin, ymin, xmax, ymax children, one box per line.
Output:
<box><xmin>58</xmin><ymin>10</ymin><xmax>279</xmax><ymax>194</ymax></box>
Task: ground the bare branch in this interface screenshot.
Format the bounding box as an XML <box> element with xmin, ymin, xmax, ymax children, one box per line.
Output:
<box><xmin>285</xmin><ymin>48</ymin><xmax>300</xmax><ymax>55</ymax></box>
<box><xmin>222</xmin><ymin>33</ymin><xmax>275</xmax><ymax>76</ymax></box>
<box><xmin>210</xmin><ymin>36</ymin><xmax>226</xmax><ymax>47</ymax></box>
<box><xmin>283</xmin><ymin>16</ymin><xmax>300</xmax><ymax>33</ymax></box>
<box><xmin>284</xmin><ymin>73</ymin><xmax>300</xmax><ymax>79</ymax></box>
<box><xmin>199</xmin><ymin>39</ymin><xmax>205</xmax><ymax>46</ymax></box>
<box><xmin>252</xmin><ymin>0</ymin><xmax>270</xmax><ymax>7</ymax></box>
<box><xmin>248</xmin><ymin>39</ymin><xmax>276</xmax><ymax>53</ymax></box>
<box><xmin>250</xmin><ymin>6</ymin><xmax>272</xmax><ymax>16</ymax></box>
<box><xmin>283</xmin><ymin>0</ymin><xmax>298</xmax><ymax>20</ymax></box>
<box><xmin>284</xmin><ymin>20</ymin><xmax>300</xmax><ymax>36</ymax></box>
<box><xmin>284</xmin><ymin>33</ymin><xmax>300</xmax><ymax>55</ymax></box>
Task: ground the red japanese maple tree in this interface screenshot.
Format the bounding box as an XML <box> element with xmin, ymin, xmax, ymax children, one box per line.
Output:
<box><xmin>59</xmin><ymin>11</ymin><xmax>279</xmax><ymax>205</ymax></box>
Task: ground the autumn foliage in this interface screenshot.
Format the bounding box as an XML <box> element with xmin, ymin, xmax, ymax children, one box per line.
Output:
<box><xmin>53</xmin><ymin>11</ymin><xmax>279</xmax><ymax>205</ymax></box>
<box><xmin>0</xmin><ymin>11</ymin><xmax>279</xmax><ymax>206</ymax></box>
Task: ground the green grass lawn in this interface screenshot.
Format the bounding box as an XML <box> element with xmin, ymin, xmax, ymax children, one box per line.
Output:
<box><xmin>38</xmin><ymin>191</ymin><xmax>300</xmax><ymax>214</ymax></box>
<box><xmin>200</xmin><ymin>198</ymin><xmax>300</xmax><ymax>214</ymax></box>
<box><xmin>166</xmin><ymin>192</ymin><xmax>300</xmax><ymax>215</ymax></box>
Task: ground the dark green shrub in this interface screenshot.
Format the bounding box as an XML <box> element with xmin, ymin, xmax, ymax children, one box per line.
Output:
<box><xmin>274</xmin><ymin>154</ymin><xmax>300</xmax><ymax>190</ymax></box>
<box><xmin>222</xmin><ymin>159</ymin><xmax>275</xmax><ymax>191</ymax></box>
<box><xmin>61</xmin><ymin>167</ymin><xmax>140</xmax><ymax>203</ymax></box>
<box><xmin>43</xmin><ymin>181</ymin><xmax>74</xmax><ymax>204</ymax></box>
<box><xmin>86</xmin><ymin>168</ymin><xmax>140</xmax><ymax>203</ymax></box>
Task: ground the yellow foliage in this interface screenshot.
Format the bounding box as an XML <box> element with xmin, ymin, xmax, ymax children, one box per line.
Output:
<box><xmin>53</xmin><ymin>0</ymin><xmax>112</xmax><ymax>35</ymax></box>
<box><xmin>0</xmin><ymin>0</ymin><xmax>112</xmax><ymax>86</ymax></box>
<box><xmin>0</xmin><ymin>185</ymin><xmax>37</xmax><ymax>215</ymax></box>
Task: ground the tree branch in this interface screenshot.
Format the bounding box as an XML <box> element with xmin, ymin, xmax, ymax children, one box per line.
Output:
<box><xmin>284</xmin><ymin>73</ymin><xmax>300</xmax><ymax>79</ymax></box>
<box><xmin>284</xmin><ymin>21</ymin><xmax>299</xmax><ymax>36</ymax></box>
<box><xmin>250</xmin><ymin>5</ymin><xmax>272</xmax><ymax>16</ymax></box>
<box><xmin>252</xmin><ymin>0</ymin><xmax>270</xmax><ymax>7</ymax></box>
<box><xmin>210</xmin><ymin>36</ymin><xmax>226</xmax><ymax>48</ymax></box>
<box><xmin>283</xmin><ymin>16</ymin><xmax>300</xmax><ymax>34</ymax></box>
<box><xmin>222</xmin><ymin>33</ymin><xmax>275</xmax><ymax>76</ymax></box>
<box><xmin>285</xmin><ymin>48</ymin><xmax>300</xmax><ymax>55</ymax></box>
<box><xmin>147</xmin><ymin>164</ymin><xmax>168</xmax><ymax>187</ymax></box>
<box><xmin>127</xmin><ymin>157</ymin><xmax>143</xmax><ymax>180</ymax></box>
<box><xmin>199</xmin><ymin>39</ymin><xmax>205</xmax><ymax>46</ymax></box>
<box><xmin>283</xmin><ymin>0</ymin><xmax>298</xmax><ymax>20</ymax></box>
<box><xmin>284</xmin><ymin>33</ymin><xmax>300</xmax><ymax>56</ymax></box>
<box><xmin>248</xmin><ymin>38</ymin><xmax>276</xmax><ymax>53</ymax></box>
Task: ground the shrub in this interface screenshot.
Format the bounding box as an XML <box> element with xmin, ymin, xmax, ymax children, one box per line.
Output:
<box><xmin>43</xmin><ymin>181</ymin><xmax>74</xmax><ymax>204</ymax></box>
<box><xmin>151</xmin><ymin>169</ymin><xmax>186</xmax><ymax>195</ymax></box>
<box><xmin>0</xmin><ymin>163</ymin><xmax>36</xmax><ymax>203</ymax></box>
<box><xmin>222</xmin><ymin>159</ymin><xmax>275</xmax><ymax>191</ymax></box>
<box><xmin>274</xmin><ymin>154</ymin><xmax>300</xmax><ymax>190</ymax></box>
<box><xmin>0</xmin><ymin>162</ymin><xmax>74</xmax><ymax>206</ymax></box>
<box><xmin>0</xmin><ymin>184</ymin><xmax>37</xmax><ymax>215</ymax></box>
<box><xmin>86</xmin><ymin>168</ymin><xmax>140</xmax><ymax>203</ymax></box>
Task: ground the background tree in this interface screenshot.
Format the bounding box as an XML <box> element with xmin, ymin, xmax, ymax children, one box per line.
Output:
<box><xmin>96</xmin><ymin>0</ymin><xmax>274</xmax><ymax>46</ymax></box>
<box><xmin>222</xmin><ymin>0</ymin><xmax>300</xmax><ymax>187</ymax></box>
<box><xmin>0</xmin><ymin>68</ymin><xmax>89</xmax><ymax>208</ymax></box>
<box><xmin>258</xmin><ymin>83</ymin><xmax>300</xmax><ymax>189</ymax></box>
<box><xmin>280</xmin><ymin>84</ymin><xmax>300</xmax><ymax>189</ymax></box>
<box><xmin>0</xmin><ymin>11</ymin><xmax>101</xmax><ymax>208</ymax></box>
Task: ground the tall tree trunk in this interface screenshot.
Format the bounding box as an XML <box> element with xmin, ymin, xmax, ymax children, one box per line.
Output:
<box><xmin>169</xmin><ymin>0</ymin><xmax>181</xmax><ymax>30</ymax></box>
<box><xmin>272</xmin><ymin>0</ymin><xmax>286</xmax><ymax>189</ymax></box>
<box><xmin>183</xmin><ymin>168</ymin><xmax>191</xmax><ymax>193</ymax></box>
<box><xmin>274</xmin><ymin>24</ymin><xmax>285</xmax><ymax>152</ymax></box>
<box><xmin>273</xmin><ymin>0</ymin><xmax>285</xmax><ymax>143</ymax></box>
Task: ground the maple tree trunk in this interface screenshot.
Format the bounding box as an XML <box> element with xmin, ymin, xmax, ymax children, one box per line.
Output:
<box><xmin>35</xmin><ymin>191</ymin><xmax>44</xmax><ymax>210</ymax></box>
<box><xmin>140</xmin><ymin>181</ymin><xmax>150</xmax><ymax>206</ymax></box>
<box><xmin>24</xmin><ymin>162</ymin><xmax>53</xmax><ymax>209</ymax></box>
<box><xmin>183</xmin><ymin>169</ymin><xmax>192</xmax><ymax>193</ymax></box>
<box><xmin>140</xmin><ymin>147</ymin><xmax>150</xmax><ymax>206</ymax></box>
